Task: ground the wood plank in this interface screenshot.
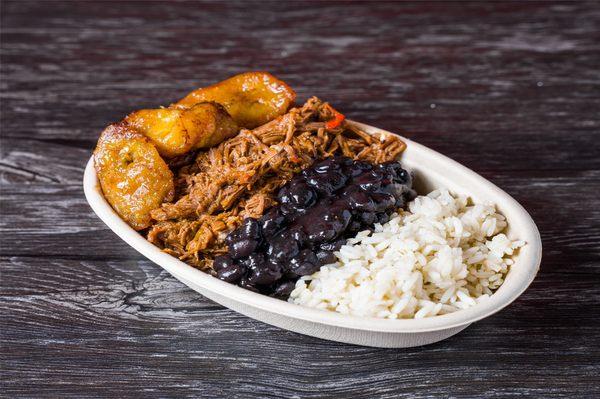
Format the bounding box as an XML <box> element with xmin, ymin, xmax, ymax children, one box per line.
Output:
<box><xmin>2</xmin><ymin>0</ymin><xmax>600</xmax><ymax>397</ymax></box>
<box><xmin>1</xmin><ymin>257</ymin><xmax>598</xmax><ymax>398</ymax></box>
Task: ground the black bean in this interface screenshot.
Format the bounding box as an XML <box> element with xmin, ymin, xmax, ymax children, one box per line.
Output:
<box><xmin>213</xmin><ymin>255</ymin><xmax>234</xmax><ymax>272</ymax></box>
<box><xmin>267</xmin><ymin>236</ymin><xmax>300</xmax><ymax>262</ymax></box>
<box><xmin>352</xmin><ymin>171</ymin><xmax>382</xmax><ymax>191</ymax></box>
<box><xmin>316</xmin><ymin>250</ymin><xmax>337</xmax><ymax>265</ymax></box>
<box><xmin>377</xmin><ymin>212</ymin><xmax>390</xmax><ymax>224</ymax></box>
<box><xmin>304</xmin><ymin>208</ymin><xmax>351</xmax><ymax>243</ymax></box>
<box><xmin>371</xmin><ymin>192</ymin><xmax>396</xmax><ymax>212</ymax></box>
<box><xmin>344</xmin><ymin>159</ymin><xmax>372</xmax><ymax>177</ymax></box>
<box><xmin>240</xmin><ymin>252</ymin><xmax>265</xmax><ymax>269</ymax></box>
<box><xmin>229</xmin><ymin>238</ymin><xmax>259</xmax><ymax>259</ymax></box>
<box><xmin>247</xmin><ymin>259</ymin><xmax>283</xmax><ymax>286</ymax></box>
<box><xmin>259</xmin><ymin>207</ymin><xmax>286</xmax><ymax>237</ymax></box>
<box><xmin>319</xmin><ymin>238</ymin><xmax>346</xmax><ymax>252</ymax></box>
<box><xmin>304</xmin><ymin>169</ymin><xmax>347</xmax><ymax>195</ymax></box>
<box><xmin>310</xmin><ymin>157</ymin><xmax>342</xmax><ymax>174</ymax></box>
<box><xmin>348</xmin><ymin>220</ymin><xmax>363</xmax><ymax>233</ymax></box>
<box><xmin>270</xmin><ymin>280</ymin><xmax>296</xmax><ymax>298</ymax></box>
<box><xmin>282</xmin><ymin>182</ymin><xmax>316</xmax><ymax>209</ymax></box>
<box><xmin>287</xmin><ymin>226</ymin><xmax>307</xmax><ymax>246</ymax></box>
<box><xmin>238</xmin><ymin>277</ymin><xmax>259</xmax><ymax>292</ymax></box>
<box><xmin>240</xmin><ymin>218</ymin><xmax>261</xmax><ymax>240</ymax></box>
<box><xmin>287</xmin><ymin>249</ymin><xmax>320</xmax><ymax>278</ymax></box>
<box><xmin>217</xmin><ymin>263</ymin><xmax>244</xmax><ymax>283</ymax></box>
<box><xmin>344</xmin><ymin>188</ymin><xmax>376</xmax><ymax>211</ymax></box>
<box><xmin>360</xmin><ymin>212</ymin><xmax>377</xmax><ymax>225</ymax></box>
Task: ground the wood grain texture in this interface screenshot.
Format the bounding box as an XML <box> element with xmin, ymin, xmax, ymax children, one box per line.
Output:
<box><xmin>1</xmin><ymin>1</ymin><xmax>599</xmax><ymax>398</ymax></box>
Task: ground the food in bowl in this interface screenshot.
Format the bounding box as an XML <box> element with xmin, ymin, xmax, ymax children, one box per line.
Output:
<box><xmin>289</xmin><ymin>189</ymin><xmax>525</xmax><ymax>318</ymax></box>
<box><xmin>146</xmin><ymin>97</ymin><xmax>405</xmax><ymax>269</ymax></box>
<box><xmin>213</xmin><ymin>155</ymin><xmax>415</xmax><ymax>297</ymax></box>
<box><xmin>91</xmin><ymin>72</ymin><xmax>524</xmax><ymax>319</ymax></box>
<box><xmin>94</xmin><ymin>123</ymin><xmax>175</xmax><ymax>230</ymax></box>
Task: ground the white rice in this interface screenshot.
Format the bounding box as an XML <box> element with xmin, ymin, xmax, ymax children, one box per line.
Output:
<box><xmin>288</xmin><ymin>189</ymin><xmax>525</xmax><ymax>319</ymax></box>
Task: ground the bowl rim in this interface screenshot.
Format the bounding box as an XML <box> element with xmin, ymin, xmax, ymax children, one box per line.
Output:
<box><xmin>83</xmin><ymin>120</ymin><xmax>542</xmax><ymax>333</ymax></box>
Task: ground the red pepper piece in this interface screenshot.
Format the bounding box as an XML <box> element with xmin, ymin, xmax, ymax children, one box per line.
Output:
<box><xmin>325</xmin><ymin>108</ymin><xmax>345</xmax><ymax>129</ymax></box>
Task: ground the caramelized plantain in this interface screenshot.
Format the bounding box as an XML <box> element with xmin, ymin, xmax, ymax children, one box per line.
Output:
<box><xmin>94</xmin><ymin>123</ymin><xmax>174</xmax><ymax>230</ymax></box>
<box><xmin>175</xmin><ymin>71</ymin><xmax>296</xmax><ymax>129</ymax></box>
<box><xmin>125</xmin><ymin>102</ymin><xmax>239</xmax><ymax>158</ymax></box>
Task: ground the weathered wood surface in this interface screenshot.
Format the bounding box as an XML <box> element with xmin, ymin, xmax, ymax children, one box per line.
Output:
<box><xmin>1</xmin><ymin>1</ymin><xmax>599</xmax><ymax>397</ymax></box>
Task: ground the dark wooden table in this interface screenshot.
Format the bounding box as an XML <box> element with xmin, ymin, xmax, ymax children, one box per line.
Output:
<box><xmin>2</xmin><ymin>1</ymin><xmax>599</xmax><ymax>397</ymax></box>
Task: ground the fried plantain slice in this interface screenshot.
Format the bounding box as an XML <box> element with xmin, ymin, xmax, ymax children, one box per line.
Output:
<box><xmin>94</xmin><ymin>123</ymin><xmax>174</xmax><ymax>230</ymax></box>
<box><xmin>125</xmin><ymin>102</ymin><xmax>239</xmax><ymax>158</ymax></box>
<box><xmin>175</xmin><ymin>71</ymin><xmax>296</xmax><ymax>129</ymax></box>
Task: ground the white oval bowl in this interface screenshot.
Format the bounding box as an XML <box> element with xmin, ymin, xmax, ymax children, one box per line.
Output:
<box><xmin>83</xmin><ymin>121</ymin><xmax>541</xmax><ymax>348</ymax></box>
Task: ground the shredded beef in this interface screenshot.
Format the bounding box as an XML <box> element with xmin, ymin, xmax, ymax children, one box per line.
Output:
<box><xmin>146</xmin><ymin>97</ymin><xmax>406</xmax><ymax>270</ymax></box>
